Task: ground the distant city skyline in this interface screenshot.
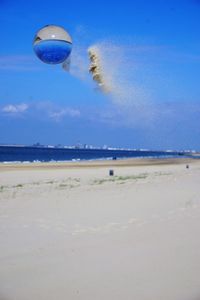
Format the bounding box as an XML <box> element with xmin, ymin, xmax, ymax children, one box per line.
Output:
<box><xmin>0</xmin><ymin>0</ymin><xmax>200</xmax><ymax>150</ymax></box>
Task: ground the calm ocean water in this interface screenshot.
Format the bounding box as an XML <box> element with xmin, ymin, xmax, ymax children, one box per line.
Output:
<box><xmin>0</xmin><ymin>146</ymin><xmax>185</xmax><ymax>163</ymax></box>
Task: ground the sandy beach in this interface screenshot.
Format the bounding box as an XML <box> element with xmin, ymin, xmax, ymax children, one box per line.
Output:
<box><xmin>0</xmin><ymin>158</ymin><xmax>200</xmax><ymax>300</ymax></box>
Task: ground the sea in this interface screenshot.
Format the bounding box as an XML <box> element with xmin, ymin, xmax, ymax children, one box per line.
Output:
<box><xmin>0</xmin><ymin>145</ymin><xmax>187</xmax><ymax>163</ymax></box>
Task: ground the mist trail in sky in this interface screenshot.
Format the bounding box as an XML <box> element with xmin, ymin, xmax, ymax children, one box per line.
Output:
<box><xmin>87</xmin><ymin>41</ymin><xmax>148</xmax><ymax>107</ymax></box>
<box><xmin>65</xmin><ymin>40</ymin><xmax>148</xmax><ymax>105</ymax></box>
<box><xmin>63</xmin><ymin>39</ymin><xmax>154</xmax><ymax>125</ymax></box>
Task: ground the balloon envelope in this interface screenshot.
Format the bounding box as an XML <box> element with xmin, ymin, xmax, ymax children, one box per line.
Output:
<box><xmin>33</xmin><ymin>25</ymin><xmax>72</xmax><ymax>64</ymax></box>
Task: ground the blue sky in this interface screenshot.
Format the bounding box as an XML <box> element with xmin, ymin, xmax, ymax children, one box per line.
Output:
<box><xmin>0</xmin><ymin>0</ymin><xmax>200</xmax><ymax>150</ymax></box>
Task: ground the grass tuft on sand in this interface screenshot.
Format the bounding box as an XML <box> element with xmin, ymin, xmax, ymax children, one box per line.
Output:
<box><xmin>93</xmin><ymin>173</ymin><xmax>148</xmax><ymax>185</ymax></box>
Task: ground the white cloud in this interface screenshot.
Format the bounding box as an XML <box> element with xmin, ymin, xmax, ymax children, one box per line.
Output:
<box><xmin>49</xmin><ymin>107</ymin><xmax>81</xmax><ymax>122</ymax></box>
<box><xmin>1</xmin><ymin>101</ymin><xmax>81</xmax><ymax>122</ymax></box>
<box><xmin>2</xmin><ymin>103</ymin><xmax>29</xmax><ymax>114</ymax></box>
<box><xmin>0</xmin><ymin>55</ymin><xmax>41</xmax><ymax>71</ymax></box>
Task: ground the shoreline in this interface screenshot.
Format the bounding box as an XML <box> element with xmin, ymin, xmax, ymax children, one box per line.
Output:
<box><xmin>0</xmin><ymin>156</ymin><xmax>198</xmax><ymax>171</ymax></box>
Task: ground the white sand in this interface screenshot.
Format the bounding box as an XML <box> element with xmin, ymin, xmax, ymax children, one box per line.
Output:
<box><xmin>0</xmin><ymin>159</ymin><xmax>200</xmax><ymax>300</ymax></box>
